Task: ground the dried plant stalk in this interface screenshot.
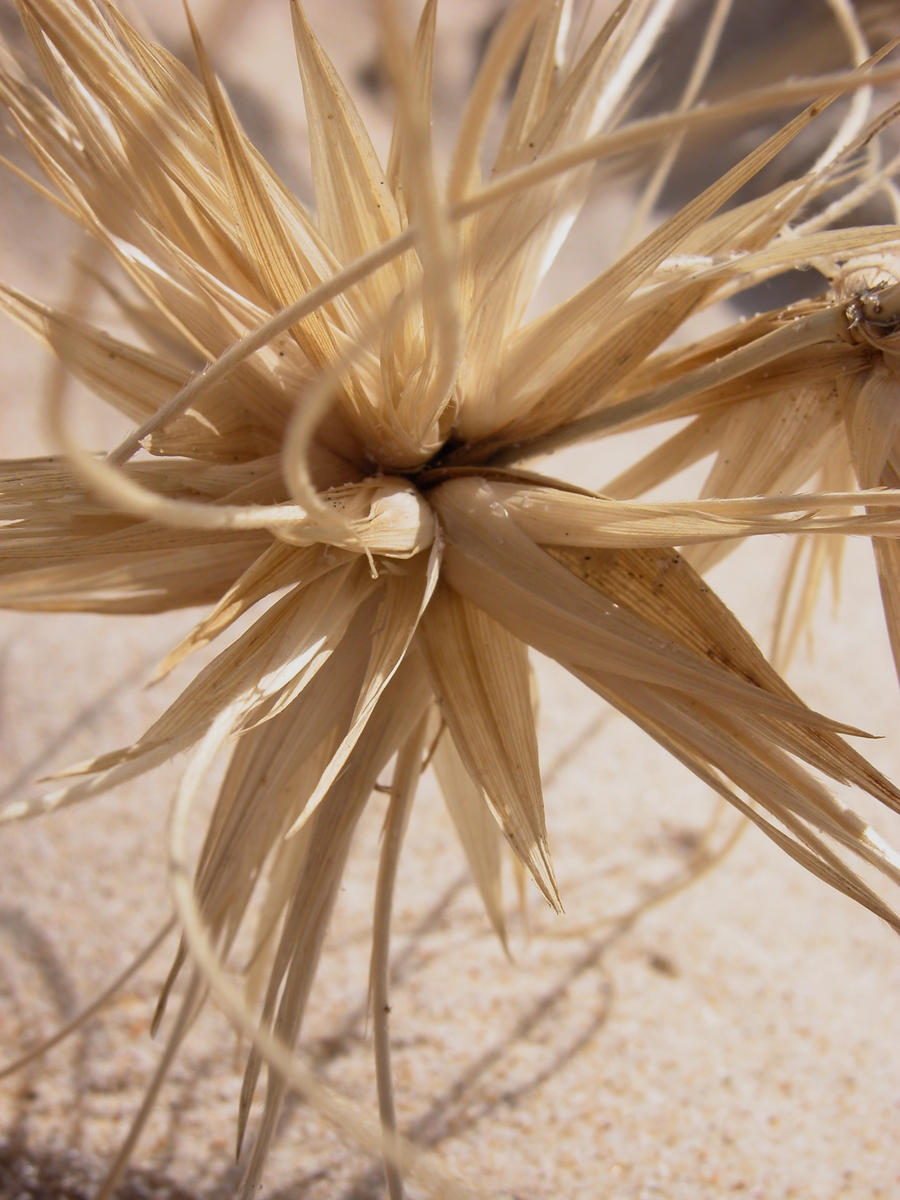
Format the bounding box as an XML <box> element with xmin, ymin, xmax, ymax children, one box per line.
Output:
<box><xmin>1</xmin><ymin>0</ymin><xmax>899</xmax><ymax>1195</ymax></box>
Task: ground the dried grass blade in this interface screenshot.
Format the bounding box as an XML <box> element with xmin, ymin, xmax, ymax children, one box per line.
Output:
<box><xmin>420</xmin><ymin>580</ymin><xmax>559</xmax><ymax>910</ymax></box>
<box><xmin>497</xmin><ymin>92</ymin><xmax>840</xmax><ymax>410</ymax></box>
<box><xmin>235</xmin><ymin>659</ymin><xmax>433</xmax><ymax>1195</ymax></box>
<box><xmin>185</xmin><ymin>6</ymin><xmax>346</xmax><ymax>372</ymax></box>
<box><xmin>152</xmin><ymin>542</ymin><xmax>351</xmax><ymax>679</ymax></box>
<box><xmin>385</xmin><ymin>0</ymin><xmax>436</xmax><ymax>217</ymax></box>
<box><xmin>845</xmin><ymin>363</ymin><xmax>900</xmax><ymax>681</ymax></box>
<box><xmin>623</xmin><ymin>0</ymin><xmax>733</xmax><ymax>246</ymax></box>
<box><xmin>549</xmin><ymin>544</ymin><xmax>900</xmax><ymax>814</ymax></box>
<box><xmin>453</xmin><ymin>50</ymin><xmax>900</xmax><ymax>224</ymax></box>
<box><xmin>376</xmin><ymin>0</ymin><xmax>459</xmax><ymax>445</ymax></box>
<box><xmin>433</xmin><ymin>478</ymin><xmax>867</xmax><ymax>732</ymax></box>
<box><xmin>432</xmin><ymin>724</ymin><xmax>507</xmax><ymax>950</ymax></box>
<box><xmin>290</xmin><ymin>0</ymin><xmax>402</xmax><ymax>310</ymax></box>
<box><xmin>286</xmin><ymin>537</ymin><xmax>441</xmax><ymax>835</ymax></box>
<box><xmin>495</xmin><ymin>480</ymin><xmax>900</xmax><ymax>548</ymax></box>
<box><xmin>446</xmin><ymin>0</ymin><xmax>544</xmax><ymax>204</ymax></box>
<box><xmin>165</xmin><ymin>609</ymin><xmax>383</xmax><ymax>1038</ymax></box>
<box><xmin>0</xmin><ymin>283</ymin><xmax>182</xmax><ymax>425</ymax></box>
<box><xmin>687</xmin><ymin>387</ymin><xmax>845</xmax><ymax>574</ymax></box>
<box><xmin>9</xmin><ymin>560</ymin><xmax>372</xmax><ymax>819</ymax></box>
<box><xmin>0</xmin><ymin>537</ymin><xmax>264</xmax><ymax>614</ymax></box>
<box><xmin>579</xmin><ymin>672</ymin><xmax>900</xmax><ymax>930</ymax></box>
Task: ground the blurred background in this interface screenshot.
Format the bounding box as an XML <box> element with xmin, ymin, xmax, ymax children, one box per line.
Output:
<box><xmin>1</xmin><ymin>3</ymin><xmax>899</xmax><ymax>1197</ymax></box>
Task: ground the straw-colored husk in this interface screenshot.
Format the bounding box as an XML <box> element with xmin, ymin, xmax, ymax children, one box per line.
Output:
<box><xmin>2</xmin><ymin>1</ymin><xmax>900</xmax><ymax>1195</ymax></box>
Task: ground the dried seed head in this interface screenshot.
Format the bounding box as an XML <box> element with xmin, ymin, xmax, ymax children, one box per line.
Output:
<box><xmin>2</xmin><ymin>1</ymin><xmax>900</xmax><ymax>1196</ymax></box>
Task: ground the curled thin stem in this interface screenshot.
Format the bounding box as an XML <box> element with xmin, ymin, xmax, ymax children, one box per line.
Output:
<box><xmin>370</xmin><ymin>714</ymin><xmax>430</xmax><ymax>1200</ymax></box>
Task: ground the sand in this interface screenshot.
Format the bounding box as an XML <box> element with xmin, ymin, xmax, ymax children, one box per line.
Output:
<box><xmin>1</xmin><ymin>3</ymin><xmax>898</xmax><ymax>1198</ymax></box>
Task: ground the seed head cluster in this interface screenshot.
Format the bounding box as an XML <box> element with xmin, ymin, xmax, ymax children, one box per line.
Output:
<box><xmin>2</xmin><ymin>1</ymin><xmax>900</xmax><ymax>1195</ymax></box>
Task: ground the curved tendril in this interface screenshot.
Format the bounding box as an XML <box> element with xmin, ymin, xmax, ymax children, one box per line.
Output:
<box><xmin>811</xmin><ymin>0</ymin><xmax>873</xmax><ymax>175</ymax></box>
<box><xmin>166</xmin><ymin>711</ymin><xmax>477</xmax><ymax>1200</ymax></box>
<box><xmin>95</xmin><ymin>57</ymin><xmax>900</xmax><ymax>485</ymax></box>
<box><xmin>623</xmin><ymin>0</ymin><xmax>733</xmax><ymax>250</ymax></box>
<box><xmin>369</xmin><ymin>714</ymin><xmax>429</xmax><ymax>1200</ymax></box>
